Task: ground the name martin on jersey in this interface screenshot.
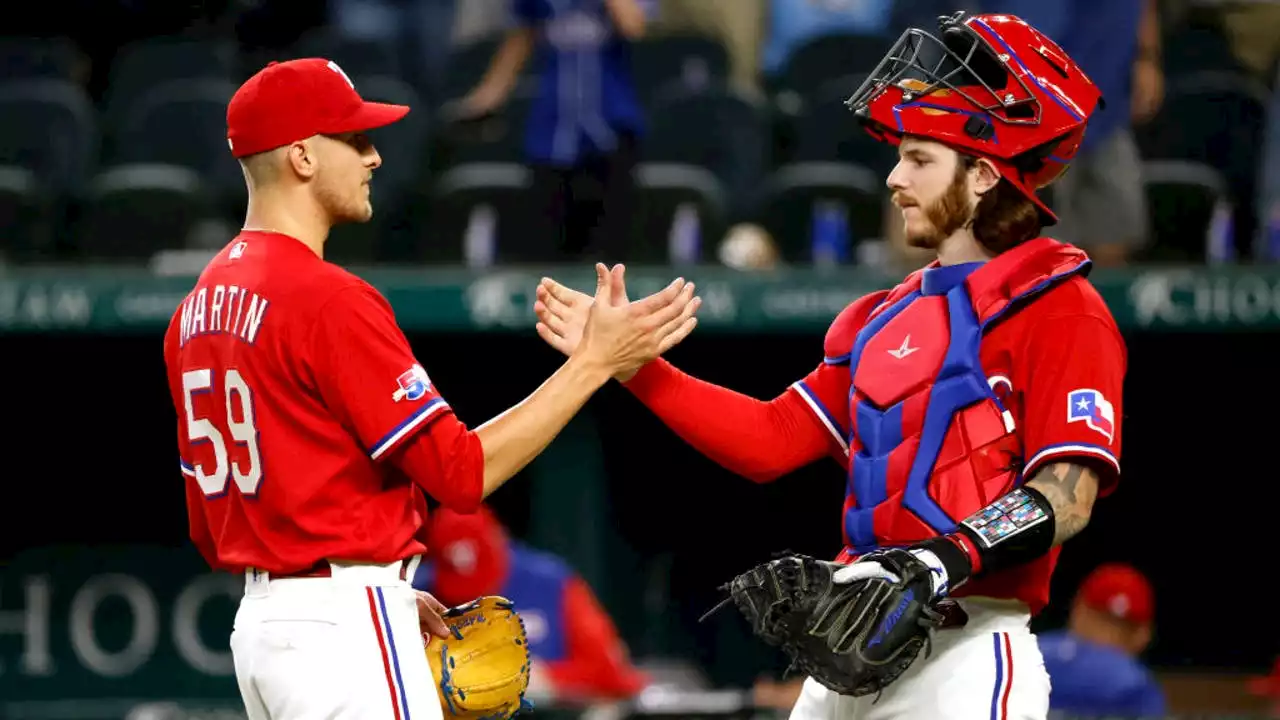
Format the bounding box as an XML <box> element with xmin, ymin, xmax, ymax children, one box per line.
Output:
<box><xmin>178</xmin><ymin>284</ymin><xmax>270</xmax><ymax>347</ymax></box>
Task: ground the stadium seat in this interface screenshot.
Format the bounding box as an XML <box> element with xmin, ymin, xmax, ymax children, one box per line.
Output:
<box><xmin>629</xmin><ymin>163</ymin><xmax>729</xmax><ymax>264</ymax></box>
<box><xmin>290</xmin><ymin>28</ymin><xmax>404</xmax><ymax>79</ymax></box>
<box><xmin>1135</xmin><ymin>70</ymin><xmax>1268</xmax><ymax>259</ymax></box>
<box><xmin>0</xmin><ymin>78</ymin><xmax>97</xmax><ymax>260</ymax></box>
<box><xmin>773</xmin><ymin>32</ymin><xmax>894</xmax><ymax>104</ymax></box>
<box><xmin>1139</xmin><ymin>159</ymin><xmax>1229</xmax><ymax>262</ymax></box>
<box><xmin>1136</xmin><ymin>70</ymin><xmax>1269</xmax><ymax>162</ymax></box>
<box><xmin>112</xmin><ymin>79</ymin><xmax>244</xmax><ymax>207</ymax></box>
<box><xmin>631</xmin><ymin>34</ymin><xmax>730</xmax><ymax>105</ymax></box>
<box><xmin>642</xmin><ymin>86</ymin><xmax>770</xmax><ymax>220</ymax></box>
<box><xmin>0</xmin><ymin>36</ymin><xmax>83</xmax><ymax>81</ymax></box>
<box><xmin>1160</xmin><ymin>18</ymin><xmax>1245</xmax><ymax>80</ymax></box>
<box><xmin>102</xmin><ymin>36</ymin><xmax>238</xmax><ymax>140</ymax></box>
<box><xmin>420</xmin><ymin>162</ymin><xmax>533</xmax><ymax>265</ymax></box>
<box><xmin>755</xmin><ymin>161</ymin><xmax>884</xmax><ymax>264</ymax></box>
<box><xmin>0</xmin><ymin>167</ymin><xmax>53</xmax><ymax>263</ymax></box>
<box><xmin>438</xmin><ymin>37</ymin><xmax>508</xmax><ymax>108</ymax></box>
<box><xmin>433</xmin><ymin>79</ymin><xmax>537</xmax><ymax>169</ymax></box>
<box><xmin>77</xmin><ymin>164</ymin><xmax>219</xmax><ymax>262</ymax></box>
<box><xmin>787</xmin><ymin>84</ymin><xmax>895</xmax><ymax>174</ymax></box>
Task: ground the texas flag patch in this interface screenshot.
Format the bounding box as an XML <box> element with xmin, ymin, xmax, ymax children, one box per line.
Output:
<box><xmin>1067</xmin><ymin>388</ymin><xmax>1115</xmax><ymax>444</ymax></box>
<box><xmin>392</xmin><ymin>364</ymin><xmax>432</xmax><ymax>402</ymax></box>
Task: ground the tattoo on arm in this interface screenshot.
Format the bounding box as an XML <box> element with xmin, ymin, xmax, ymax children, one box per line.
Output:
<box><xmin>1026</xmin><ymin>462</ymin><xmax>1099</xmax><ymax>546</ymax></box>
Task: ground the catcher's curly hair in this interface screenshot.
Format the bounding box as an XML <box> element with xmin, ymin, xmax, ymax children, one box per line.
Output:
<box><xmin>958</xmin><ymin>154</ymin><xmax>1044</xmax><ymax>255</ymax></box>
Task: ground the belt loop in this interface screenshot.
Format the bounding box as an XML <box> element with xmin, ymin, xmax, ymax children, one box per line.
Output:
<box><xmin>403</xmin><ymin>554</ymin><xmax>421</xmax><ymax>583</ymax></box>
<box><xmin>245</xmin><ymin>568</ymin><xmax>271</xmax><ymax>596</ymax></box>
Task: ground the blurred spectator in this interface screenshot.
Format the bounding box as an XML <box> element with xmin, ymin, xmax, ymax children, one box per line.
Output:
<box><xmin>718</xmin><ymin>222</ymin><xmax>782</xmax><ymax>270</ymax></box>
<box><xmin>326</xmin><ymin>0</ymin><xmax>457</xmax><ymax>92</ymax></box>
<box><xmin>1037</xmin><ymin>563</ymin><xmax>1166</xmax><ymax>718</ymax></box>
<box><xmin>760</xmin><ymin>0</ymin><xmax>962</xmax><ymax>81</ymax></box>
<box><xmin>989</xmin><ymin>0</ymin><xmax>1163</xmax><ymax>266</ymax></box>
<box><xmin>1249</xmin><ymin>658</ymin><xmax>1280</xmax><ymax>719</ymax></box>
<box><xmin>1191</xmin><ymin>0</ymin><xmax>1280</xmax><ymax>89</ymax></box>
<box><xmin>761</xmin><ymin>0</ymin><xmax>893</xmax><ymax>80</ymax></box>
<box><xmin>653</xmin><ymin>0</ymin><xmax>766</xmax><ymax>95</ymax></box>
<box><xmin>452</xmin><ymin>0</ymin><xmax>513</xmax><ymax>46</ymax></box>
<box><xmin>456</xmin><ymin>0</ymin><xmax>654</xmax><ymax>262</ymax></box>
<box><xmin>413</xmin><ymin>505</ymin><xmax>649</xmax><ymax>705</ymax></box>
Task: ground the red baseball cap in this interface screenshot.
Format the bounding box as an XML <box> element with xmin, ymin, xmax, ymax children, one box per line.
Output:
<box><xmin>1077</xmin><ymin>563</ymin><xmax>1154</xmax><ymax>624</ymax></box>
<box><xmin>226</xmin><ymin>57</ymin><xmax>410</xmax><ymax>159</ymax></box>
<box><xmin>425</xmin><ymin>505</ymin><xmax>511</xmax><ymax>607</ymax></box>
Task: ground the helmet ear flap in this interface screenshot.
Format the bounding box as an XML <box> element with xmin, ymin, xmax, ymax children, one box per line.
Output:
<box><xmin>1009</xmin><ymin>132</ymin><xmax>1076</xmax><ymax>188</ymax></box>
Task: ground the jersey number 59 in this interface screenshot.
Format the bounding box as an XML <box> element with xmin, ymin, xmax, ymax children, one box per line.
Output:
<box><xmin>182</xmin><ymin>368</ymin><xmax>263</xmax><ymax>497</ymax></box>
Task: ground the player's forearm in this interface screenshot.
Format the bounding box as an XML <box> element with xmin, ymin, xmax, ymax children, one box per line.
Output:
<box><xmin>604</xmin><ymin>0</ymin><xmax>647</xmax><ymax>39</ymax></box>
<box><xmin>1137</xmin><ymin>0</ymin><xmax>1160</xmax><ymax>62</ymax></box>
<box><xmin>623</xmin><ymin>359</ymin><xmax>829</xmax><ymax>482</ymax></box>
<box><xmin>1024</xmin><ymin>462</ymin><xmax>1098</xmax><ymax>547</ymax></box>
<box><xmin>917</xmin><ymin>462</ymin><xmax>1100</xmax><ymax>587</ymax></box>
<box><xmin>476</xmin><ymin>28</ymin><xmax>534</xmax><ymax>101</ymax></box>
<box><xmin>474</xmin><ymin>354</ymin><xmax>612</xmax><ymax>497</ymax></box>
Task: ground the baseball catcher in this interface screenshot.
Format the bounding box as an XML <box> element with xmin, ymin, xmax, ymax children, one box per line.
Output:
<box><xmin>426</xmin><ymin>595</ymin><xmax>534</xmax><ymax>718</ymax></box>
<box><xmin>534</xmin><ymin>8</ymin><xmax>1126</xmax><ymax>718</ymax></box>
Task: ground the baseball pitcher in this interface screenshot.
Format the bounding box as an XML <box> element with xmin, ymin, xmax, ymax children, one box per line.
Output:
<box><xmin>163</xmin><ymin>57</ymin><xmax>698</xmax><ymax>720</ymax></box>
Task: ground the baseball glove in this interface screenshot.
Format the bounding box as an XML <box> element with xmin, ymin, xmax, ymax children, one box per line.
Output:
<box><xmin>704</xmin><ymin>551</ymin><xmax>946</xmax><ymax>697</ymax></box>
<box><xmin>426</xmin><ymin>595</ymin><xmax>533</xmax><ymax>719</ymax></box>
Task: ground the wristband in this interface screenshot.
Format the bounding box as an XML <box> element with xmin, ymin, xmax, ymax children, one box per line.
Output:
<box><xmin>917</xmin><ymin>485</ymin><xmax>1057</xmax><ymax>587</ymax></box>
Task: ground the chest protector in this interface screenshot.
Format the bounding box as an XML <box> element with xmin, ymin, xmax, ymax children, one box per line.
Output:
<box><xmin>839</xmin><ymin>238</ymin><xmax>1090</xmax><ymax>554</ymax></box>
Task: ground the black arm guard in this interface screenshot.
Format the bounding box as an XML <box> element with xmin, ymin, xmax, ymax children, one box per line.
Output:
<box><xmin>918</xmin><ymin>485</ymin><xmax>1057</xmax><ymax>587</ymax></box>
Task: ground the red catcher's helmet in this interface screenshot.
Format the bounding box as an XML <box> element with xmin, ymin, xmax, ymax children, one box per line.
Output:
<box><xmin>845</xmin><ymin>11</ymin><xmax>1105</xmax><ymax>224</ymax></box>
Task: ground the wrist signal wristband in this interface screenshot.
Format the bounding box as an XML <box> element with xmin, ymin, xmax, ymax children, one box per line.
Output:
<box><xmin>919</xmin><ymin>485</ymin><xmax>1057</xmax><ymax>587</ymax></box>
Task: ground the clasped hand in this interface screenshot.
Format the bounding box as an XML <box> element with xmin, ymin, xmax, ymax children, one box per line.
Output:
<box><xmin>535</xmin><ymin>263</ymin><xmax>702</xmax><ymax>381</ymax></box>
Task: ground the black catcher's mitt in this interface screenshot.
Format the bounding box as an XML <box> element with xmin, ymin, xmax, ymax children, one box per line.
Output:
<box><xmin>703</xmin><ymin>551</ymin><xmax>947</xmax><ymax>697</ymax></box>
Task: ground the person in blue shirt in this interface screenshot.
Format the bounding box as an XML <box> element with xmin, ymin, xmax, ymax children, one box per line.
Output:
<box><xmin>1037</xmin><ymin>563</ymin><xmax>1167</xmax><ymax>718</ymax></box>
<box><xmin>458</xmin><ymin>0</ymin><xmax>653</xmax><ymax>263</ymax></box>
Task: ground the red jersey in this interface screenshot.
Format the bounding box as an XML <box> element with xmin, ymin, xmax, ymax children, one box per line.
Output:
<box><xmin>790</xmin><ymin>239</ymin><xmax>1126</xmax><ymax>612</ymax></box>
<box><xmin>163</xmin><ymin>231</ymin><xmax>467</xmax><ymax>575</ymax></box>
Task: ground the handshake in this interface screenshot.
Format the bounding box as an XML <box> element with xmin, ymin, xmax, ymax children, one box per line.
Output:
<box><xmin>532</xmin><ymin>262</ymin><xmax>703</xmax><ymax>382</ymax></box>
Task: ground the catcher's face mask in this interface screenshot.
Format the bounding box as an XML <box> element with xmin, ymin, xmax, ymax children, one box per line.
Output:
<box><xmin>846</xmin><ymin>11</ymin><xmax>1105</xmax><ymax>224</ymax></box>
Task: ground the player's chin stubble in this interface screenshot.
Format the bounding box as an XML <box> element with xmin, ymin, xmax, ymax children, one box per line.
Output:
<box><xmin>317</xmin><ymin>178</ymin><xmax>373</xmax><ymax>224</ymax></box>
<box><xmin>906</xmin><ymin>175</ymin><xmax>972</xmax><ymax>249</ymax></box>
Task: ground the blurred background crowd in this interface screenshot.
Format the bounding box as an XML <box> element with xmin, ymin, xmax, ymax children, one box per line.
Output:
<box><xmin>2</xmin><ymin>1</ymin><xmax>1279</xmax><ymax>719</ymax></box>
<box><xmin>4</xmin><ymin>0</ymin><xmax>1280</xmax><ymax>272</ymax></box>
